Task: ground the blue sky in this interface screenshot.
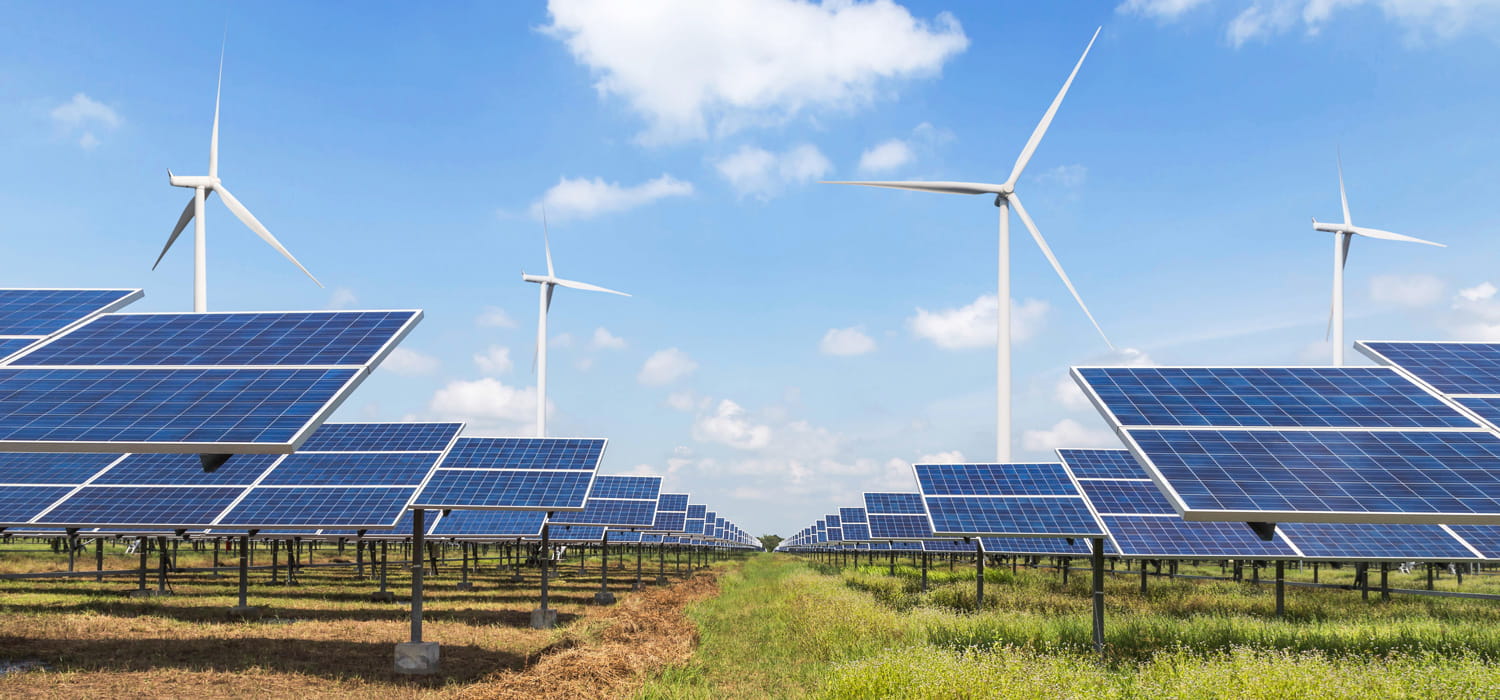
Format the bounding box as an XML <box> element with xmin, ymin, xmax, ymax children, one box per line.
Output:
<box><xmin>5</xmin><ymin>0</ymin><xmax>1500</xmax><ymax>536</ymax></box>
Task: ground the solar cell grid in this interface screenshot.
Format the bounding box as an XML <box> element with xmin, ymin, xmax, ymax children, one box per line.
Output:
<box><xmin>1077</xmin><ymin>479</ymin><xmax>1176</xmax><ymax>516</ymax></box>
<box><xmin>981</xmin><ymin>536</ymin><xmax>1102</xmax><ymax>555</ymax></box>
<box><xmin>0</xmin><ymin>289</ymin><xmax>140</xmax><ymax>336</ymax></box>
<box><xmin>839</xmin><ymin>507</ymin><xmax>867</xmax><ymax>524</ymax></box>
<box><xmin>1102</xmin><ymin>517</ymin><xmax>1298</xmax><ymax>558</ymax></box>
<box><xmin>549</xmin><ymin>498</ymin><xmax>658</xmax><ymax>527</ymax></box>
<box><xmin>0</xmin><ymin>453</ymin><xmax>122</xmax><ymax>484</ymax></box>
<box><xmin>1448</xmin><ymin>525</ymin><xmax>1500</xmax><ymax>558</ymax></box>
<box><xmin>841</xmin><ymin>523</ymin><xmax>870</xmax><ymax>541</ymax></box>
<box><xmin>867</xmin><ymin>514</ymin><xmax>932</xmax><ymax>540</ymax></box>
<box><xmin>550</xmin><ymin>525</ymin><xmax>605</xmax><ymax>541</ymax></box>
<box><xmin>658</xmin><ymin>493</ymin><xmax>690</xmax><ymax>512</ymax></box>
<box><xmin>1057</xmin><ymin>449</ymin><xmax>1147</xmax><ymax>479</ymax></box>
<box><xmin>92</xmin><ymin>453</ymin><xmax>279</xmax><ymax>486</ymax></box>
<box><xmin>217</xmin><ymin>487</ymin><xmax>415</xmax><ymax>527</ymax></box>
<box><xmin>1279</xmin><ymin>522</ymin><xmax>1479</xmax><ymax>560</ymax></box>
<box><xmin>1358</xmin><ymin>342</ymin><xmax>1500</xmax><ymax>395</ymax></box>
<box><xmin>652</xmin><ymin>511</ymin><xmax>687</xmax><ymax>531</ymax></box>
<box><xmin>915</xmin><ymin>463</ymin><xmax>1076</xmax><ymax>496</ymax></box>
<box><xmin>10</xmin><ymin>311</ymin><xmax>417</xmax><ymax>367</ymax></box>
<box><xmin>0</xmin><ymin>487</ymin><xmax>75</xmax><ymax>523</ymax></box>
<box><xmin>437</xmin><ymin>437</ymin><xmax>605</xmax><ymax>471</ymax></box>
<box><xmin>38</xmin><ymin>486</ymin><xmax>243</xmax><ymax>526</ymax></box>
<box><xmin>0</xmin><ymin>339</ymin><xmax>35</xmax><ymax>359</ymax></box>
<box><xmin>295</xmin><ymin>422</ymin><xmax>461</xmax><ymax>452</ymax></box>
<box><xmin>864</xmin><ymin>492</ymin><xmax>925</xmax><ymax>515</ymax></box>
<box><xmin>1075</xmin><ymin>366</ymin><xmax>1473</xmax><ymax>429</ymax></box>
<box><xmin>412</xmin><ymin>469</ymin><xmax>593</xmax><ymax>510</ymax></box>
<box><xmin>926</xmin><ymin>496</ymin><xmax>1103</xmax><ymax>537</ymax></box>
<box><xmin>587</xmin><ymin>475</ymin><xmax>662</xmax><ymax>500</ymax></box>
<box><xmin>258</xmin><ymin>452</ymin><xmax>436</xmax><ymax>486</ymax></box>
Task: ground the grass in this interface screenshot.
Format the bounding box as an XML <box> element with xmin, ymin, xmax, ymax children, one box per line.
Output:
<box><xmin>638</xmin><ymin>554</ymin><xmax>1500</xmax><ymax>699</ymax></box>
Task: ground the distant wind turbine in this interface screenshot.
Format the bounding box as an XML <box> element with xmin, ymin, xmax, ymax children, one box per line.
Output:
<box><xmin>1313</xmin><ymin>153</ymin><xmax>1444</xmax><ymax>366</ymax></box>
<box><xmin>155</xmin><ymin>49</ymin><xmax>322</xmax><ymax>312</ymax></box>
<box><xmin>824</xmin><ymin>27</ymin><xmax>1110</xmax><ymax>461</ymax></box>
<box><xmin>523</xmin><ymin>212</ymin><xmax>629</xmax><ymax>437</ymax></box>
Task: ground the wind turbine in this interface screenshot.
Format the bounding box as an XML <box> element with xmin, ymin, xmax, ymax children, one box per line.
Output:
<box><xmin>523</xmin><ymin>213</ymin><xmax>629</xmax><ymax>437</ymax></box>
<box><xmin>825</xmin><ymin>27</ymin><xmax>1110</xmax><ymax>461</ymax></box>
<box><xmin>1312</xmin><ymin>153</ymin><xmax>1443</xmax><ymax>366</ymax></box>
<box><xmin>155</xmin><ymin>50</ymin><xmax>322</xmax><ymax>312</ymax></box>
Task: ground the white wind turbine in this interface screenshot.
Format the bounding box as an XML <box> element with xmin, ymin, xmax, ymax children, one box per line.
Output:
<box><xmin>1313</xmin><ymin>153</ymin><xmax>1444</xmax><ymax>366</ymax></box>
<box><xmin>523</xmin><ymin>213</ymin><xmax>629</xmax><ymax>437</ymax></box>
<box><xmin>825</xmin><ymin>27</ymin><xmax>1110</xmax><ymax>461</ymax></box>
<box><xmin>155</xmin><ymin>52</ymin><xmax>322</xmax><ymax>312</ymax></box>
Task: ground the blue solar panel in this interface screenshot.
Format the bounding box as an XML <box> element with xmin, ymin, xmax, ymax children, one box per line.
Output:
<box><xmin>1077</xmin><ymin>480</ymin><xmax>1176</xmax><ymax>516</ymax></box>
<box><xmin>549</xmin><ymin>524</ymin><xmax>605</xmax><ymax>541</ymax></box>
<box><xmin>1454</xmin><ymin>397</ymin><xmax>1500</xmax><ymax>430</ymax></box>
<box><xmin>826</xmin><ymin>514</ymin><xmax>841</xmax><ymax>528</ymax></box>
<box><xmin>0</xmin><ymin>289</ymin><xmax>140</xmax><ymax>336</ymax></box>
<box><xmin>922</xmin><ymin>539</ymin><xmax>974</xmax><ymax>552</ymax></box>
<box><xmin>39</xmin><ymin>486</ymin><xmax>243</xmax><ymax>526</ymax></box>
<box><xmin>0</xmin><ymin>339</ymin><xmax>35</xmax><ymax>358</ymax></box>
<box><xmin>864</xmin><ymin>492</ymin><xmax>925</xmax><ymax>515</ymax></box>
<box><xmin>413</xmin><ymin>469</ymin><xmax>593</xmax><ymax>511</ymax></box>
<box><xmin>437</xmin><ymin>437</ymin><xmax>605</xmax><ymax>471</ymax></box>
<box><xmin>432</xmin><ymin>510</ymin><xmax>546</xmax><ymax>537</ymax></box>
<box><xmin>652</xmin><ymin>511</ymin><xmax>687</xmax><ymax>531</ymax></box>
<box><xmin>1127</xmin><ymin>428</ymin><xmax>1500</xmax><ymax>520</ymax></box>
<box><xmin>1358</xmin><ymin>342</ymin><xmax>1500</xmax><ymax>395</ymax></box>
<box><xmin>684</xmin><ymin>518</ymin><xmax>705</xmax><ymax>535</ymax></box>
<box><xmin>1448</xmin><ymin>525</ymin><xmax>1500</xmax><ymax>558</ymax></box>
<box><xmin>1057</xmin><ymin>449</ymin><xmax>1147</xmax><ymax>479</ymax></box>
<box><xmin>0</xmin><ymin>453</ymin><xmax>122</xmax><ymax>484</ymax></box>
<box><xmin>1075</xmin><ymin>367</ymin><xmax>1471</xmax><ymax>429</ymax></box>
<box><xmin>587</xmin><ymin>475</ymin><xmax>662</xmax><ymax>500</ymax></box>
<box><xmin>1102</xmin><ymin>517</ymin><xmax>1297</xmax><ymax>558</ymax></box>
<box><xmin>295</xmin><ymin>422</ymin><xmax>461</xmax><ymax>452</ymax></box>
<box><xmin>686</xmin><ymin>504</ymin><xmax>707</xmax><ymax>519</ymax></box>
<box><xmin>658</xmin><ymin>493</ymin><xmax>690</xmax><ymax>512</ymax></box>
<box><xmin>867</xmin><ymin>514</ymin><xmax>933</xmax><ymax>540</ymax></box>
<box><xmin>0</xmin><ymin>367</ymin><xmax>358</xmax><ymax>449</ymax></box>
<box><xmin>981</xmin><ymin>536</ymin><xmax>1103</xmax><ymax>555</ymax></box>
<box><xmin>217</xmin><ymin>487</ymin><xmax>415</xmax><ymax>527</ymax></box>
<box><xmin>1279</xmin><ymin>522</ymin><xmax>1478</xmax><ymax>560</ymax></box>
<box><xmin>11</xmin><ymin>311</ymin><xmax>417</xmax><ymax>367</ymax></box>
<box><xmin>322</xmin><ymin>508</ymin><xmax>437</xmax><ymax>538</ymax></box>
<box><xmin>841</xmin><ymin>523</ymin><xmax>870</xmax><ymax>541</ymax></box>
<box><xmin>0</xmin><ymin>487</ymin><xmax>73</xmax><ymax>522</ymax></box>
<box><xmin>916</xmin><ymin>463</ymin><xmax>1077</xmax><ymax>496</ymax></box>
<box><xmin>839</xmin><ymin>507</ymin><xmax>867</xmax><ymax>524</ymax></box>
<box><xmin>259</xmin><ymin>453</ymin><xmax>437</xmax><ymax>486</ymax></box>
<box><xmin>92</xmin><ymin>453</ymin><xmax>279</xmax><ymax>485</ymax></box>
<box><xmin>550</xmin><ymin>499</ymin><xmax>659</xmax><ymax>527</ymax></box>
<box><xmin>927</xmin><ymin>496</ymin><xmax>1104</xmax><ymax>537</ymax></box>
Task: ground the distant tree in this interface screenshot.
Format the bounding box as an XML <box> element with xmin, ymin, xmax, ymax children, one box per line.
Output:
<box><xmin>758</xmin><ymin>534</ymin><xmax>782</xmax><ymax>551</ymax></box>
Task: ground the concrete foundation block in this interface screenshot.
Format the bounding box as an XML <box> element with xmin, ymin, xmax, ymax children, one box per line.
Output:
<box><xmin>529</xmin><ymin>607</ymin><xmax>558</xmax><ymax>629</ymax></box>
<box><xmin>394</xmin><ymin>641</ymin><xmax>440</xmax><ymax>675</ymax></box>
<box><xmin>593</xmin><ymin>590</ymin><xmax>616</xmax><ymax>605</ymax></box>
<box><xmin>370</xmin><ymin>591</ymin><xmax>396</xmax><ymax>603</ymax></box>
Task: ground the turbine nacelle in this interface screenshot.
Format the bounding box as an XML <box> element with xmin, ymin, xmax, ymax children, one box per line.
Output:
<box><xmin>1311</xmin><ymin>218</ymin><xmax>1349</xmax><ymax>234</ymax></box>
<box><xmin>168</xmin><ymin>172</ymin><xmax>218</xmax><ymax>189</ymax></box>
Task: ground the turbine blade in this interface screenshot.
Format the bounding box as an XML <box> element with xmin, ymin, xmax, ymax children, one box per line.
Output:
<box><xmin>1337</xmin><ymin>149</ymin><xmax>1350</xmax><ymax>227</ymax></box>
<box><xmin>544</xmin><ymin>283</ymin><xmax>555</xmax><ymax>312</ymax></box>
<box><xmin>214</xmin><ymin>185</ymin><xmax>324</xmax><ymax>287</ymax></box>
<box><xmin>1006</xmin><ymin>27</ymin><xmax>1100</xmax><ymax>189</ymax></box>
<box><xmin>1350</xmin><ymin>226</ymin><xmax>1445</xmax><ymax>247</ymax></box>
<box><xmin>542</xmin><ymin>207</ymin><xmax>555</xmax><ymax>277</ymax></box>
<box><xmin>822</xmin><ymin>180</ymin><xmax>1007</xmax><ymax>195</ymax></box>
<box><xmin>1009</xmin><ymin>193</ymin><xmax>1112</xmax><ymax>349</ymax></box>
<box><xmin>210</xmin><ymin>46</ymin><xmax>223</xmax><ymax>179</ymax></box>
<box><xmin>153</xmin><ymin>196</ymin><xmax>198</xmax><ymax>270</ymax></box>
<box><xmin>552</xmin><ymin>277</ymin><xmax>630</xmax><ymax>296</ymax></box>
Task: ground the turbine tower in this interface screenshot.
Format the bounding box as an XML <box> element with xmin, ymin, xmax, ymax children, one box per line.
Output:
<box><xmin>825</xmin><ymin>27</ymin><xmax>1111</xmax><ymax>461</ymax></box>
<box><xmin>523</xmin><ymin>213</ymin><xmax>629</xmax><ymax>436</ymax></box>
<box><xmin>155</xmin><ymin>50</ymin><xmax>322</xmax><ymax>312</ymax></box>
<box><xmin>1313</xmin><ymin>153</ymin><xmax>1443</xmax><ymax>366</ymax></box>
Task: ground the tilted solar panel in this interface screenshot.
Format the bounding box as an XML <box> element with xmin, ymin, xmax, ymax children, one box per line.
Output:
<box><xmin>546</xmin><ymin>475</ymin><xmax>661</xmax><ymax>527</ymax></box>
<box><xmin>430</xmin><ymin>509</ymin><xmax>546</xmax><ymax>538</ymax></box>
<box><xmin>1357</xmin><ymin>341</ymin><xmax>1500</xmax><ymax>395</ymax></box>
<box><xmin>864</xmin><ymin>492</ymin><xmax>925</xmax><ymax>515</ymax></box>
<box><xmin>916</xmin><ymin>463</ymin><xmax>1106</xmax><ymax>538</ymax></box>
<box><xmin>658</xmin><ymin>493</ymin><xmax>690</xmax><ymax>512</ymax></box>
<box><xmin>409</xmin><ymin>437</ymin><xmax>605</xmax><ymax>511</ymax></box>
<box><xmin>1056</xmin><ymin>448</ymin><xmax>1146</xmax><ymax>479</ymax></box>
<box><xmin>841</xmin><ymin>523</ymin><xmax>870</xmax><ymax>541</ymax></box>
<box><xmin>1447</xmin><ymin>525</ymin><xmax>1500</xmax><ymax>558</ymax></box>
<box><xmin>839</xmin><ymin>507</ymin><xmax>867</xmax><ymax>525</ymax></box>
<box><xmin>1277</xmin><ymin>522</ymin><xmax>1481</xmax><ymax>561</ymax></box>
<box><xmin>0</xmin><ymin>289</ymin><xmax>141</xmax><ymax>336</ymax></box>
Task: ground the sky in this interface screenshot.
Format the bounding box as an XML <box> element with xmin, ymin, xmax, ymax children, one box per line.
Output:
<box><xmin>4</xmin><ymin>0</ymin><xmax>1500</xmax><ymax>537</ymax></box>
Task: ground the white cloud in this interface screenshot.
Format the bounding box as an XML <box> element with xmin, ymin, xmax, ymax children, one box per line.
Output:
<box><xmin>715</xmin><ymin>143</ymin><xmax>831</xmax><ymax>199</ymax></box>
<box><xmin>380</xmin><ymin>347</ymin><xmax>440</xmax><ymax>376</ymax></box>
<box><xmin>917</xmin><ymin>450</ymin><xmax>965</xmax><ymax>463</ymax></box>
<box><xmin>1022</xmin><ymin>418</ymin><xmax>1118</xmax><ymax>453</ymax></box>
<box><xmin>591</xmin><ymin>327</ymin><xmax>627</xmax><ymax>350</ymax></box>
<box><xmin>327</xmin><ymin>287</ymin><xmax>358</xmax><ymax>309</ymax></box>
<box><xmin>1448</xmin><ymin>281</ymin><xmax>1500</xmax><ymax>340</ymax></box>
<box><xmin>1035</xmin><ymin>164</ymin><xmax>1088</xmax><ymax>189</ymax></box>
<box><xmin>51</xmin><ymin>93</ymin><xmax>120</xmax><ymax>148</ymax></box>
<box><xmin>907</xmin><ymin>295</ymin><xmax>1048</xmax><ymax>349</ymax></box>
<box><xmin>819</xmin><ymin>326</ymin><xmax>876</xmax><ymax>356</ymax></box>
<box><xmin>427</xmin><ymin>377</ymin><xmax>544</xmax><ymax>426</ymax></box>
<box><xmin>1370</xmin><ymin>273</ymin><xmax>1444</xmax><ymax>308</ymax></box>
<box><xmin>1056</xmin><ymin>347</ymin><xmax>1155</xmax><ymax>410</ymax></box>
<box><xmin>543</xmin><ymin>0</ymin><xmax>968</xmax><ymax>143</ymax></box>
<box><xmin>474</xmin><ymin>345</ymin><xmax>514</xmax><ymax>375</ymax></box>
<box><xmin>1117</xmin><ymin>0</ymin><xmax>1212</xmax><ymax>18</ymax></box>
<box><xmin>693</xmin><ymin>399</ymin><xmax>773</xmax><ymax>449</ymax></box>
<box><xmin>857</xmin><ymin>139</ymin><xmax>915</xmax><ymax>174</ymax></box>
<box><xmin>1458</xmin><ymin>282</ymin><xmax>1496</xmax><ymax>302</ymax></box>
<box><xmin>530</xmin><ymin>174</ymin><xmax>693</xmax><ymax>222</ymax></box>
<box><xmin>638</xmin><ymin>347</ymin><xmax>699</xmax><ymax>385</ymax></box>
<box><xmin>476</xmin><ymin>306</ymin><xmax>518</xmax><ymax>328</ymax></box>
<box><xmin>552</xmin><ymin>332</ymin><xmax>575</xmax><ymax>349</ymax></box>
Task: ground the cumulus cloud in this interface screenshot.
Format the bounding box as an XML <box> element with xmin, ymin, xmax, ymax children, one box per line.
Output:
<box><xmin>908</xmin><ymin>295</ymin><xmax>1048</xmax><ymax>349</ymax></box>
<box><xmin>476</xmin><ymin>306</ymin><xmax>517</xmax><ymax>328</ymax></box>
<box><xmin>427</xmin><ymin>377</ymin><xmax>546</xmax><ymax>431</ymax></box>
<box><xmin>543</xmin><ymin>0</ymin><xmax>968</xmax><ymax>143</ymax></box>
<box><xmin>693</xmin><ymin>399</ymin><xmax>773</xmax><ymax>449</ymax></box>
<box><xmin>51</xmin><ymin>93</ymin><xmax>120</xmax><ymax>148</ymax></box>
<box><xmin>638</xmin><ymin>347</ymin><xmax>699</xmax><ymax>385</ymax></box>
<box><xmin>1120</xmin><ymin>0</ymin><xmax>1500</xmax><ymax>46</ymax></box>
<box><xmin>1448</xmin><ymin>281</ymin><xmax>1500</xmax><ymax>341</ymax></box>
<box><xmin>715</xmin><ymin>143</ymin><xmax>831</xmax><ymax>199</ymax></box>
<box><xmin>1117</xmin><ymin>0</ymin><xmax>1212</xmax><ymax>19</ymax></box>
<box><xmin>819</xmin><ymin>326</ymin><xmax>876</xmax><ymax>356</ymax></box>
<box><xmin>530</xmin><ymin>174</ymin><xmax>693</xmax><ymax>222</ymax></box>
<box><xmin>917</xmin><ymin>450</ymin><xmax>965</xmax><ymax>463</ymax></box>
<box><xmin>380</xmin><ymin>347</ymin><xmax>440</xmax><ymax>376</ymax></box>
<box><xmin>857</xmin><ymin>139</ymin><xmax>915</xmax><ymax>174</ymax></box>
<box><xmin>1022</xmin><ymin>418</ymin><xmax>1118</xmax><ymax>453</ymax></box>
<box><xmin>1370</xmin><ymin>273</ymin><xmax>1444</xmax><ymax>308</ymax></box>
<box><xmin>591</xmin><ymin>327</ymin><xmax>627</xmax><ymax>350</ymax></box>
<box><xmin>474</xmin><ymin>345</ymin><xmax>514</xmax><ymax>375</ymax></box>
<box><xmin>327</xmin><ymin>287</ymin><xmax>358</xmax><ymax>310</ymax></box>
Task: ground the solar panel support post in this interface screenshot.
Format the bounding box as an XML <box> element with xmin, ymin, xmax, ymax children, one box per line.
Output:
<box><xmin>395</xmin><ymin>508</ymin><xmax>440</xmax><ymax>675</ymax></box>
<box><xmin>594</xmin><ymin>531</ymin><xmax>616</xmax><ymax>605</ymax></box>
<box><xmin>1091</xmin><ymin>537</ymin><xmax>1106</xmax><ymax>658</ymax></box>
<box><xmin>355</xmin><ymin>536</ymin><xmax>364</xmax><ymax>580</ymax></box>
<box><xmin>211</xmin><ymin>539</ymin><xmax>220</xmax><ymax>577</ymax></box>
<box><xmin>1359</xmin><ymin>563</ymin><xmax>1369</xmax><ymax>601</ymax></box>
<box><xmin>921</xmin><ymin>553</ymin><xmax>929</xmax><ymax>592</ymax></box>
<box><xmin>657</xmin><ymin>543</ymin><xmax>667</xmax><ymax>585</ymax></box>
<box><xmin>456</xmin><ymin>541</ymin><xmax>473</xmax><ymax>591</ymax></box>
<box><xmin>95</xmin><ymin>538</ymin><xmax>104</xmax><ymax>583</ymax></box>
<box><xmin>1139</xmin><ymin>560</ymin><xmax>1147</xmax><ymax>595</ymax></box>
<box><xmin>133</xmin><ymin>538</ymin><xmax>148</xmax><ymax>595</ymax></box>
<box><xmin>66</xmin><ymin>530</ymin><xmax>76</xmax><ymax>572</ymax></box>
<box><xmin>371</xmin><ymin>540</ymin><xmax>394</xmax><ymax>602</ymax></box>
<box><xmin>1380</xmin><ymin>562</ymin><xmax>1390</xmax><ymax>601</ymax></box>
<box><xmin>633</xmin><ymin>541</ymin><xmax>643</xmax><ymax>591</ymax></box>
<box><xmin>156</xmin><ymin>536</ymin><xmax>169</xmax><ymax>595</ymax></box>
<box><xmin>1427</xmin><ymin>563</ymin><xmax>1435</xmax><ymax>591</ymax></box>
<box><xmin>270</xmin><ymin>539</ymin><xmax>280</xmax><ymax>585</ymax></box>
<box><xmin>974</xmin><ymin>540</ymin><xmax>985</xmax><ymax>610</ymax></box>
<box><xmin>1275</xmin><ymin>560</ymin><xmax>1285</xmax><ymax>616</ymax></box>
<box><xmin>1312</xmin><ymin>562</ymin><xmax>1318</xmax><ymax>583</ymax></box>
<box><xmin>531</xmin><ymin>521</ymin><xmax>558</xmax><ymax>629</ymax></box>
<box><xmin>511</xmin><ymin>537</ymin><xmax>523</xmax><ymax>583</ymax></box>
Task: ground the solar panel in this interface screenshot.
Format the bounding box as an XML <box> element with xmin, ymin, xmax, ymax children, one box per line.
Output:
<box><xmin>1075</xmin><ymin>367</ymin><xmax>1473</xmax><ymax>429</ymax></box>
<box><xmin>1101</xmin><ymin>517</ymin><xmax>1299</xmax><ymax>558</ymax></box>
<box><xmin>1056</xmin><ymin>448</ymin><xmax>1146</xmax><ymax>479</ymax></box>
<box><xmin>981</xmin><ymin>536</ymin><xmax>1105</xmax><ymax>556</ymax></box>
<box><xmin>1277</xmin><ymin>522</ymin><xmax>1481</xmax><ymax>561</ymax></box>
<box><xmin>839</xmin><ymin>507</ymin><xmax>867</xmax><ymax>524</ymax></box>
<box><xmin>295</xmin><ymin>422</ymin><xmax>464</xmax><ymax>453</ymax></box>
<box><xmin>409</xmin><ymin>437</ymin><xmax>605</xmax><ymax>511</ymax></box>
<box><xmin>658</xmin><ymin>493</ymin><xmax>689</xmax><ymax>512</ymax></box>
<box><xmin>0</xmin><ymin>339</ymin><xmax>35</xmax><ymax>359</ymax></box>
<box><xmin>431</xmin><ymin>509</ymin><xmax>547</xmax><ymax>538</ymax></box>
<box><xmin>1076</xmin><ymin>480</ymin><xmax>1177</xmax><ymax>516</ymax></box>
<box><xmin>533</xmin><ymin>474</ymin><xmax>660</xmax><ymax>528</ymax></box>
<box><xmin>651</xmin><ymin>492</ymin><xmax>689</xmax><ymax>532</ymax></box>
<box><xmin>0</xmin><ymin>453</ymin><xmax>125</xmax><ymax>485</ymax></box>
<box><xmin>549</xmin><ymin>524</ymin><xmax>605</xmax><ymax>541</ymax></box>
<box><xmin>41</xmin><ymin>486</ymin><xmax>243</xmax><ymax>526</ymax></box>
<box><xmin>258</xmin><ymin>453</ymin><xmax>438</xmax><ymax>486</ymax></box>
<box><xmin>841</xmin><ymin>523</ymin><xmax>870</xmax><ymax>541</ymax></box>
<box><xmin>1357</xmin><ymin>342</ymin><xmax>1500</xmax><ymax>395</ymax></box>
<box><xmin>0</xmin><ymin>487</ymin><xmax>79</xmax><ymax>523</ymax></box>
<box><xmin>864</xmin><ymin>492</ymin><xmax>925</xmax><ymax>515</ymax></box>
<box><xmin>915</xmin><ymin>463</ymin><xmax>1106</xmax><ymax>538</ymax></box>
<box><xmin>0</xmin><ymin>289</ymin><xmax>141</xmax><ymax>336</ymax></box>
<box><xmin>216</xmin><ymin>487</ymin><xmax>417</xmax><ymax>528</ymax></box>
<box><xmin>1447</xmin><ymin>525</ymin><xmax>1500</xmax><ymax>558</ymax></box>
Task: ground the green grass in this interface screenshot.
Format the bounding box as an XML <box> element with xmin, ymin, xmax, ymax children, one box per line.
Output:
<box><xmin>638</xmin><ymin>554</ymin><xmax>1500</xmax><ymax>699</ymax></box>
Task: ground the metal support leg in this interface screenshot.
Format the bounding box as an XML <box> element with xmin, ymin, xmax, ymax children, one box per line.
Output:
<box><xmin>1380</xmin><ymin>562</ymin><xmax>1390</xmax><ymax>601</ymax></box>
<box><xmin>532</xmin><ymin>522</ymin><xmax>556</xmax><ymax>629</ymax></box>
<box><xmin>1091</xmin><ymin>538</ymin><xmax>1106</xmax><ymax>658</ymax></box>
<box><xmin>95</xmin><ymin>537</ymin><xmax>104</xmax><ymax>583</ymax></box>
<box><xmin>974</xmin><ymin>540</ymin><xmax>985</xmax><ymax>610</ymax></box>
<box><xmin>921</xmin><ymin>552</ymin><xmax>929</xmax><ymax>592</ymax></box>
<box><xmin>411</xmin><ymin>510</ymin><xmax>425</xmax><ymax>643</ymax></box>
<box><xmin>1275</xmin><ymin>560</ymin><xmax>1285</xmax><ymax>617</ymax></box>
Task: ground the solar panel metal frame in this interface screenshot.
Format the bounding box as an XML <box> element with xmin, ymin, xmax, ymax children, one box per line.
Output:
<box><xmin>1071</xmin><ymin>364</ymin><xmax>1500</xmax><ymax>525</ymax></box>
<box><xmin>0</xmin><ymin>309</ymin><xmax>422</xmax><ymax>454</ymax></box>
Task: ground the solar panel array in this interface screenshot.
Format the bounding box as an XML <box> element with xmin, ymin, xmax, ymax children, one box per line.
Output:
<box><xmin>0</xmin><ymin>289</ymin><xmax>142</xmax><ymax>361</ymax></box>
<box><xmin>1072</xmin><ymin>364</ymin><xmax>1500</xmax><ymax>524</ymax></box>
<box><xmin>915</xmin><ymin>462</ymin><xmax>1105</xmax><ymax>538</ymax></box>
<box><xmin>0</xmin><ymin>422</ymin><xmax>459</xmax><ymax>529</ymax></box>
<box><xmin>409</xmin><ymin>437</ymin><xmax>605</xmax><ymax>511</ymax></box>
<box><xmin>549</xmin><ymin>475</ymin><xmax>662</xmax><ymax>528</ymax></box>
<box><xmin>0</xmin><ymin>310</ymin><xmax>421</xmax><ymax>453</ymax></box>
<box><xmin>650</xmin><ymin>492</ymin><xmax>690</xmax><ymax>532</ymax></box>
